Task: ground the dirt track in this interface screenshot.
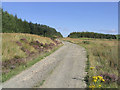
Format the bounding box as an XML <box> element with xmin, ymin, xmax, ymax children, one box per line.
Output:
<box><xmin>3</xmin><ymin>41</ymin><xmax>87</xmax><ymax>88</ymax></box>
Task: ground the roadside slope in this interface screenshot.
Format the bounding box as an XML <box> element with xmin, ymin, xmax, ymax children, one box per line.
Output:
<box><xmin>3</xmin><ymin>41</ymin><xmax>87</xmax><ymax>88</ymax></box>
<box><xmin>2</xmin><ymin>33</ymin><xmax>62</xmax><ymax>82</ymax></box>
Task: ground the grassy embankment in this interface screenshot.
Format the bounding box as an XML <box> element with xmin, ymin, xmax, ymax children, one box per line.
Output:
<box><xmin>62</xmin><ymin>38</ymin><xmax>118</xmax><ymax>88</ymax></box>
<box><xmin>2</xmin><ymin>33</ymin><xmax>63</xmax><ymax>82</ymax></box>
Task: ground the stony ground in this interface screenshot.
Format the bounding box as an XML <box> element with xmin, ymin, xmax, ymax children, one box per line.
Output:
<box><xmin>3</xmin><ymin>41</ymin><xmax>87</xmax><ymax>88</ymax></box>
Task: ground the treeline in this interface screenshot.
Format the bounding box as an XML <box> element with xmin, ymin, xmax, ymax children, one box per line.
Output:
<box><xmin>2</xmin><ymin>9</ymin><xmax>63</xmax><ymax>38</ymax></box>
<box><xmin>68</xmin><ymin>32</ymin><xmax>117</xmax><ymax>39</ymax></box>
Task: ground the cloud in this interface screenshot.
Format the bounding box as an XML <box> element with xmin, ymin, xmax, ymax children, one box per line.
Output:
<box><xmin>108</xmin><ymin>29</ymin><xmax>117</xmax><ymax>33</ymax></box>
<box><xmin>81</xmin><ymin>30</ymin><xmax>87</xmax><ymax>32</ymax></box>
<box><xmin>99</xmin><ymin>29</ymin><xmax>118</xmax><ymax>34</ymax></box>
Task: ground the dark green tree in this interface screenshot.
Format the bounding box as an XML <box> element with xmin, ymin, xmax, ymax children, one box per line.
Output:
<box><xmin>2</xmin><ymin>9</ymin><xmax>63</xmax><ymax>38</ymax></box>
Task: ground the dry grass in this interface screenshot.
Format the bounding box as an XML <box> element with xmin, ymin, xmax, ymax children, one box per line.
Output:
<box><xmin>2</xmin><ymin>33</ymin><xmax>62</xmax><ymax>82</ymax></box>
<box><xmin>62</xmin><ymin>37</ymin><xmax>118</xmax><ymax>88</ymax></box>
<box><xmin>2</xmin><ymin>33</ymin><xmax>55</xmax><ymax>61</ymax></box>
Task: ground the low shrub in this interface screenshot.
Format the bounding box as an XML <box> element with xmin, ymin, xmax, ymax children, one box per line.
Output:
<box><xmin>32</xmin><ymin>45</ymin><xmax>40</xmax><ymax>49</ymax></box>
<box><xmin>117</xmin><ymin>76</ymin><xmax>120</xmax><ymax>85</ymax></box>
<box><xmin>14</xmin><ymin>55</ymin><xmax>21</xmax><ymax>59</ymax></box>
<box><xmin>20</xmin><ymin>38</ymin><xmax>28</xmax><ymax>43</ymax></box>
<box><xmin>82</xmin><ymin>41</ymin><xmax>90</xmax><ymax>44</ymax></box>
<box><xmin>21</xmin><ymin>47</ymin><xmax>30</xmax><ymax>55</ymax></box>
<box><xmin>16</xmin><ymin>41</ymin><xmax>22</xmax><ymax>46</ymax></box>
<box><xmin>40</xmin><ymin>43</ymin><xmax>44</xmax><ymax>46</ymax></box>
<box><xmin>100</xmin><ymin>72</ymin><xmax>117</xmax><ymax>84</ymax></box>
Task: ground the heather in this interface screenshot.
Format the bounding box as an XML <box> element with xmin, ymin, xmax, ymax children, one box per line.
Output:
<box><xmin>2</xmin><ymin>33</ymin><xmax>62</xmax><ymax>82</ymax></box>
<box><xmin>62</xmin><ymin>38</ymin><xmax>118</xmax><ymax>88</ymax></box>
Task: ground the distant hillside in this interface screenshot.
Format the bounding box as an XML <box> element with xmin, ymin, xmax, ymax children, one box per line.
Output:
<box><xmin>2</xmin><ymin>9</ymin><xmax>63</xmax><ymax>38</ymax></box>
<box><xmin>68</xmin><ymin>32</ymin><xmax>117</xmax><ymax>39</ymax></box>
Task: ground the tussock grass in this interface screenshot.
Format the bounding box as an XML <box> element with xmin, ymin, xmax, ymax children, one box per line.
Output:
<box><xmin>63</xmin><ymin>38</ymin><xmax>118</xmax><ymax>88</ymax></box>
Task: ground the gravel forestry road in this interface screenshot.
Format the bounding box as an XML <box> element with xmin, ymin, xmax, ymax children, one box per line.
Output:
<box><xmin>3</xmin><ymin>41</ymin><xmax>87</xmax><ymax>88</ymax></box>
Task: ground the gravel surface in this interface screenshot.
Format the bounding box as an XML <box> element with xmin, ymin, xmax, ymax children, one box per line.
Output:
<box><xmin>3</xmin><ymin>41</ymin><xmax>87</xmax><ymax>88</ymax></box>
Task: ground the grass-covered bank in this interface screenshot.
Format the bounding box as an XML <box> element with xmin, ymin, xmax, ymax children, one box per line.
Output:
<box><xmin>2</xmin><ymin>33</ymin><xmax>56</xmax><ymax>61</ymax></box>
<box><xmin>2</xmin><ymin>44</ymin><xmax>63</xmax><ymax>82</ymax></box>
<box><xmin>2</xmin><ymin>33</ymin><xmax>63</xmax><ymax>82</ymax></box>
<box><xmin>62</xmin><ymin>38</ymin><xmax>118</xmax><ymax>88</ymax></box>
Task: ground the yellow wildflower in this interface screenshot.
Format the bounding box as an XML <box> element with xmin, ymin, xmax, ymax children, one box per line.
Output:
<box><xmin>94</xmin><ymin>80</ymin><xmax>97</xmax><ymax>83</ymax></box>
<box><xmin>95</xmin><ymin>77</ymin><xmax>98</xmax><ymax>80</ymax></box>
<box><xmin>92</xmin><ymin>85</ymin><xmax>95</xmax><ymax>88</ymax></box>
<box><xmin>99</xmin><ymin>85</ymin><xmax>101</xmax><ymax>87</ymax></box>
<box><xmin>98</xmin><ymin>76</ymin><xmax>103</xmax><ymax>80</ymax></box>
<box><xmin>90</xmin><ymin>67</ymin><xmax>95</xmax><ymax>70</ymax></box>
<box><xmin>89</xmin><ymin>85</ymin><xmax>95</xmax><ymax>88</ymax></box>
<box><xmin>93</xmin><ymin>76</ymin><xmax>96</xmax><ymax>79</ymax></box>
<box><xmin>102</xmin><ymin>79</ymin><xmax>105</xmax><ymax>82</ymax></box>
<box><xmin>89</xmin><ymin>85</ymin><xmax>92</xmax><ymax>88</ymax></box>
